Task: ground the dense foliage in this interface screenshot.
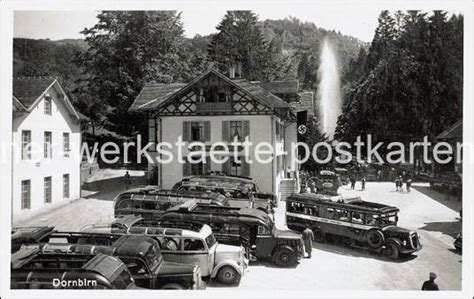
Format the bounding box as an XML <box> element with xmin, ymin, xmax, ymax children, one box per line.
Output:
<box><xmin>335</xmin><ymin>11</ymin><xmax>463</xmax><ymax>149</ymax></box>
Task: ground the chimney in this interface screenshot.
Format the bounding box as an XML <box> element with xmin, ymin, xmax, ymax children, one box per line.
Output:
<box><xmin>229</xmin><ymin>65</ymin><xmax>236</xmax><ymax>79</ymax></box>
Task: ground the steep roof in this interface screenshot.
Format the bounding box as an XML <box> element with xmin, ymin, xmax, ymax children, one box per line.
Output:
<box><xmin>129</xmin><ymin>69</ymin><xmax>292</xmax><ymax>113</ymax></box>
<box><xmin>436</xmin><ymin>120</ymin><xmax>462</xmax><ymax>141</ymax></box>
<box><xmin>289</xmin><ymin>92</ymin><xmax>315</xmax><ymax>116</ymax></box>
<box><xmin>259</xmin><ymin>80</ymin><xmax>299</xmax><ymax>95</ymax></box>
<box><xmin>129</xmin><ymin>82</ymin><xmax>187</xmax><ymax>111</ymax></box>
<box><xmin>12</xmin><ymin>76</ymin><xmax>80</xmax><ymax>119</ymax></box>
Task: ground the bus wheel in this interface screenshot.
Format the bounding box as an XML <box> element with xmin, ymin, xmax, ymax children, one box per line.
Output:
<box><xmin>383</xmin><ymin>242</ymin><xmax>400</xmax><ymax>260</ymax></box>
<box><xmin>367</xmin><ymin>230</ymin><xmax>384</xmax><ymax>248</ymax></box>
<box><xmin>313</xmin><ymin>228</ymin><xmax>326</xmax><ymax>243</ymax></box>
<box><xmin>217</xmin><ymin>266</ymin><xmax>241</xmax><ymax>285</ymax></box>
<box><xmin>273</xmin><ymin>247</ymin><xmax>297</xmax><ymax>267</ymax></box>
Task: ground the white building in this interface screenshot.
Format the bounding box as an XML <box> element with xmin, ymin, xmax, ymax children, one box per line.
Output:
<box><xmin>130</xmin><ymin>69</ymin><xmax>314</xmax><ymax>200</ymax></box>
<box><xmin>12</xmin><ymin>77</ymin><xmax>82</xmax><ymax>220</ymax></box>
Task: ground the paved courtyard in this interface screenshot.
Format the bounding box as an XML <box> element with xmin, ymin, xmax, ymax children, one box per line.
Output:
<box><xmin>14</xmin><ymin>180</ymin><xmax>462</xmax><ymax>291</ymax></box>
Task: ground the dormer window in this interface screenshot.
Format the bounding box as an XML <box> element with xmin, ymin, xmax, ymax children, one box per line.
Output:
<box><xmin>44</xmin><ymin>95</ymin><xmax>52</xmax><ymax>115</ymax></box>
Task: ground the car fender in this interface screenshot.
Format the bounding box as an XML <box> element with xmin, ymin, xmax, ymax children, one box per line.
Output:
<box><xmin>210</xmin><ymin>260</ymin><xmax>243</xmax><ymax>278</ymax></box>
<box><xmin>384</xmin><ymin>237</ymin><xmax>402</xmax><ymax>249</ymax></box>
<box><xmin>271</xmin><ymin>244</ymin><xmax>295</xmax><ymax>257</ymax></box>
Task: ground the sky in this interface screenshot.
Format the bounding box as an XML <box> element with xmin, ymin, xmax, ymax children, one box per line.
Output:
<box><xmin>14</xmin><ymin>8</ymin><xmax>382</xmax><ymax>43</ymax></box>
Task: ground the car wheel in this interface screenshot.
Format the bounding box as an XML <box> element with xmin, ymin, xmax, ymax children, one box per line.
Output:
<box><xmin>161</xmin><ymin>283</ymin><xmax>185</xmax><ymax>290</ymax></box>
<box><xmin>313</xmin><ymin>228</ymin><xmax>326</xmax><ymax>243</ymax></box>
<box><xmin>383</xmin><ymin>242</ymin><xmax>400</xmax><ymax>260</ymax></box>
<box><xmin>367</xmin><ymin>230</ymin><xmax>384</xmax><ymax>248</ymax></box>
<box><xmin>217</xmin><ymin>266</ymin><xmax>241</xmax><ymax>285</ymax></box>
<box><xmin>273</xmin><ymin>247</ymin><xmax>297</xmax><ymax>267</ymax></box>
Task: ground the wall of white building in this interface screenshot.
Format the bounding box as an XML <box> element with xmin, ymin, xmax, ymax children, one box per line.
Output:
<box><xmin>12</xmin><ymin>85</ymin><xmax>81</xmax><ymax>219</ymax></box>
<box><xmin>149</xmin><ymin>114</ymin><xmax>295</xmax><ymax>194</ymax></box>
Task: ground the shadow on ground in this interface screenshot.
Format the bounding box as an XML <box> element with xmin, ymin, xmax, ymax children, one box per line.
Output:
<box><xmin>82</xmin><ymin>175</ymin><xmax>147</xmax><ymax>201</ymax></box>
<box><xmin>412</xmin><ymin>185</ymin><xmax>462</xmax><ymax>213</ymax></box>
<box><xmin>420</xmin><ymin>221</ymin><xmax>462</xmax><ymax>239</ymax></box>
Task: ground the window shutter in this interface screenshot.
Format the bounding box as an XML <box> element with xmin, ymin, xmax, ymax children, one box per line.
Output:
<box><xmin>204</xmin><ymin>121</ymin><xmax>211</xmax><ymax>141</ymax></box>
<box><xmin>222</xmin><ymin>159</ymin><xmax>230</xmax><ymax>175</ymax></box>
<box><xmin>243</xmin><ymin>120</ymin><xmax>250</xmax><ymax>140</ymax></box>
<box><xmin>204</xmin><ymin>156</ymin><xmax>211</xmax><ymax>174</ymax></box>
<box><xmin>242</xmin><ymin>159</ymin><xmax>250</xmax><ymax>177</ymax></box>
<box><xmin>183</xmin><ymin>121</ymin><xmax>190</xmax><ymax>142</ymax></box>
<box><xmin>222</xmin><ymin>121</ymin><xmax>230</xmax><ymax>142</ymax></box>
<box><xmin>183</xmin><ymin>161</ymin><xmax>191</xmax><ymax>176</ymax></box>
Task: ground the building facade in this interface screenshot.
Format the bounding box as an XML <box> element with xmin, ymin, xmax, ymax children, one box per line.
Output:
<box><xmin>12</xmin><ymin>77</ymin><xmax>82</xmax><ymax>219</ymax></box>
<box><xmin>130</xmin><ymin>69</ymin><xmax>313</xmax><ymax>198</ymax></box>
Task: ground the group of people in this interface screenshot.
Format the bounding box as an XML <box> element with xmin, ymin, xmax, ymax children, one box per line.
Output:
<box><xmin>349</xmin><ymin>175</ymin><xmax>366</xmax><ymax>191</ymax></box>
<box><xmin>395</xmin><ymin>173</ymin><xmax>412</xmax><ymax>193</ymax></box>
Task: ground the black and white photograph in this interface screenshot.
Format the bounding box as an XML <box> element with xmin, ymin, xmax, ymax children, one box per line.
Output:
<box><xmin>0</xmin><ymin>0</ymin><xmax>472</xmax><ymax>298</ymax></box>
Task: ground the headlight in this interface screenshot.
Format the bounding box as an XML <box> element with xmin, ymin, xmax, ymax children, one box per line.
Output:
<box><xmin>402</xmin><ymin>240</ymin><xmax>407</xmax><ymax>246</ymax></box>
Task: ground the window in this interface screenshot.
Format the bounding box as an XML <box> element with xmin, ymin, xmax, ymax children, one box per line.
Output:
<box><xmin>63</xmin><ymin>133</ymin><xmax>70</xmax><ymax>157</ymax></box>
<box><xmin>191</xmin><ymin>122</ymin><xmax>204</xmax><ymax>141</ymax></box>
<box><xmin>203</xmin><ymin>87</ymin><xmax>228</xmax><ymax>103</ymax></box>
<box><xmin>21</xmin><ymin>180</ymin><xmax>31</xmax><ymax>210</ymax></box>
<box><xmin>351</xmin><ymin>212</ymin><xmax>366</xmax><ymax>224</ymax></box>
<box><xmin>21</xmin><ymin>131</ymin><xmax>31</xmax><ymax>160</ymax></box>
<box><xmin>44</xmin><ymin>132</ymin><xmax>52</xmax><ymax>158</ymax></box>
<box><xmin>191</xmin><ymin>161</ymin><xmax>204</xmax><ymax>175</ymax></box>
<box><xmin>44</xmin><ymin>96</ymin><xmax>51</xmax><ymax>115</ymax></box>
<box><xmin>335</xmin><ymin>209</ymin><xmax>350</xmax><ymax>222</ymax></box>
<box><xmin>44</xmin><ymin>177</ymin><xmax>52</xmax><ymax>203</ymax></box>
<box><xmin>230</xmin><ymin>121</ymin><xmax>243</xmax><ymax>141</ymax></box>
<box><xmin>326</xmin><ymin>207</ymin><xmax>335</xmax><ymax>219</ymax></box>
<box><xmin>183</xmin><ymin>238</ymin><xmax>205</xmax><ymax>251</ymax></box>
<box><xmin>229</xmin><ymin>157</ymin><xmax>243</xmax><ymax>176</ymax></box>
<box><xmin>257</xmin><ymin>226</ymin><xmax>270</xmax><ymax>236</ymax></box>
<box><xmin>63</xmin><ymin>174</ymin><xmax>69</xmax><ymax>198</ymax></box>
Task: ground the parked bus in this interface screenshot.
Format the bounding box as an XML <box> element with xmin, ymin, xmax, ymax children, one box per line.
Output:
<box><xmin>285</xmin><ymin>194</ymin><xmax>422</xmax><ymax>259</ymax></box>
<box><xmin>114</xmin><ymin>186</ymin><xmax>229</xmax><ymax>218</ymax></box>
<box><xmin>312</xmin><ymin>170</ymin><xmax>342</xmax><ymax>195</ymax></box>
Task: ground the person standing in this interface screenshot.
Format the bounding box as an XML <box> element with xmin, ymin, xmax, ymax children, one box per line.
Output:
<box><xmin>361</xmin><ymin>176</ymin><xmax>366</xmax><ymax>191</ymax></box>
<box><xmin>406</xmin><ymin>178</ymin><xmax>412</xmax><ymax>193</ymax></box>
<box><xmin>398</xmin><ymin>176</ymin><xmax>404</xmax><ymax>192</ymax></box>
<box><xmin>302</xmin><ymin>226</ymin><xmax>314</xmax><ymax>258</ymax></box>
<box><xmin>350</xmin><ymin>175</ymin><xmax>356</xmax><ymax>190</ymax></box>
<box><xmin>309</xmin><ymin>179</ymin><xmax>316</xmax><ymax>193</ymax></box>
<box><xmin>124</xmin><ymin>171</ymin><xmax>132</xmax><ymax>190</ymax></box>
<box><xmin>421</xmin><ymin>272</ymin><xmax>439</xmax><ymax>291</ymax></box>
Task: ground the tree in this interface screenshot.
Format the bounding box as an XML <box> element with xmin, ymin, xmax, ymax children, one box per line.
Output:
<box><xmin>208</xmin><ymin>11</ymin><xmax>289</xmax><ymax>81</ymax></box>
<box><xmin>75</xmin><ymin>11</ymin><xmax>188</xmax><ymax>136</ymax></box>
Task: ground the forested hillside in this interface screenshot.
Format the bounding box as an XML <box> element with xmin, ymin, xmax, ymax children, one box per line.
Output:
<box><xmin>12</xmin><ymin>11</ymin><xmax>368</xmax><ymax>137</ymax></box>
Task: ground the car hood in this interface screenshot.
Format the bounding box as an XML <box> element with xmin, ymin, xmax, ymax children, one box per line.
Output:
<box><xmin>157</xmin><ymin>261</ymin><xmax>195</xmax><ymax>276</ymax></box>
<box><xmin>382</xmin><ymin>226</ymin><xmax>412</xmax><ymax>234</ymax></box>
<box><xmin>275</xmin><ymin>229</ymin><xmax>302</xmax><ymax>239</ymax></box>
<box><xmin>215</xmin><ymin>243</ymin><xmax>243</xmax><ymax>254</ymax></box>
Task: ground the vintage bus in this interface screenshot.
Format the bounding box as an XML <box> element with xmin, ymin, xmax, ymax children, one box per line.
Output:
<box><xmin>312</xmin><ymin>170</ymin><xmax>342</xmax><ymax>195</ymax></box>
<box><xmin>172</xmin><ymin>175</ymin><xmax>278</xmax><ymax>208</ymax></box>
<box><xmin>286</xmin><ymin>194</ymin><xmax>422</xmax><ymax>259</ymax></box>
<box><xmin>113</xmin><ymin>186</ymin><xmax>229</xmax><ymax>218</ymax></box>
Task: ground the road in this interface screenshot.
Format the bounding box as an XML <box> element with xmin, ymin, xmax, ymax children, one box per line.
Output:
<box><xmin>14</xmin><ymin>181</ymin><xmax>462</xmax><ymax>290</ymax></box>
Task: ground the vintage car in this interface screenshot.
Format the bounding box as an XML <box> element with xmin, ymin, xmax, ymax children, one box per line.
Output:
<box><xmin>312</xmin><ymin>170</ymin><xmax>342</xmax><ymax>195</ymax></box>
<box><xmin>160</xmin><ymin>200</ymin><xmax>304</xmax><ymax>267</ymax></box>
<box><xmin>454</xmin><ymin>233</ymin><xmax>462</xmax><ymax>251</ymax></box>
<box><xmin>286</xmin><ymin>194</ymin><xmax>423</xmax><ymax>260</ymax></box>
<box><xmin>13</xmin><ymin>232</ymin><xmax>205</xmax><ymax>290</ymax></box>
<box><xmin>80</xmin><ymin>217</ymin><xmax>248</xmax><ymax>285</ymax></box>
<box><xmin>11</xmin><ymin>249</ymin><xmax>140</xmax><ymax>289</ymax></box>
<box><xmin>12</xmin><ymin>226</ymin><xmax>55</xmax><ymax>253</ymax></box>
<box><xmin>172</xmin><ymin>175</ymin><xmax>278</xmax><ymax>208</ymax></box>
<box><xmin>114</xmin><ymin>186</ymin><xmax>229</xmax><ymax>218</ymax></box>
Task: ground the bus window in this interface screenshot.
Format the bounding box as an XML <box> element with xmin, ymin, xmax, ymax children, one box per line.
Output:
<box><xmin>366</xmin><ymin>214</ymin><xmax>380</xmax><ymax>226</ymax></box>
<box><xmin>326</xmin><ymin>207</ymin><xmax>335</xmax><ymax>219</ymax></box>
<box><xmin>117</xmin><ymin>199</ymin><xmax>132</xmax><ymax>210</ymax></box>
<box><xmin>351</xmin><ymin>212</ymin><xmax>366</xmax><ymax>224</ymax></box>
<box><xmin>257</xmin><ymin>226</ymin><xmax>270</xmax><ymax>236</ymax></box>
<box><xmin>380</xmin><ymin>214</ymin><xmax>397</xmax><ymax>226</ymax></box>
<box><xmin>335</xmin><ymin>209</ymin><xmax>349</xmax><ymax>222</ymax></box>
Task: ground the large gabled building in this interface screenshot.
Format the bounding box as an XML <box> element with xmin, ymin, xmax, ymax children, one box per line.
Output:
<box><xmin>12</xmin><ymin>77</ymin><xmax>82</xmax><ymax>220</ymax></box>
<box><xmin>130</xmin><ymin>69</ymin><xmax>313</xmax><ymax>199</ymax></box>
